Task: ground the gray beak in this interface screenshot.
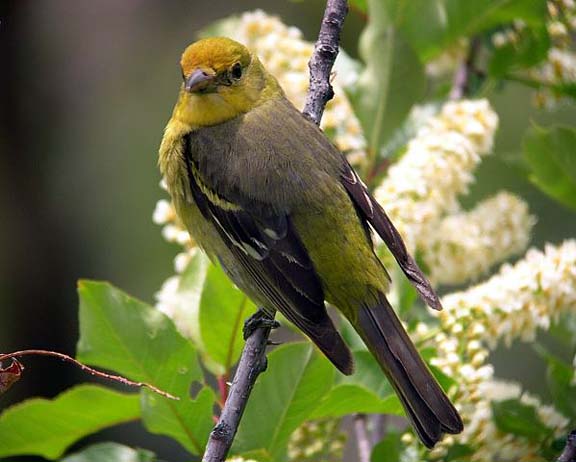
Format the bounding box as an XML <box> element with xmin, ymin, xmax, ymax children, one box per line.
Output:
<box><xmin>185</xmin><ymin>69</ymin><xmax>215</xmax><ymax>93</ymax></box>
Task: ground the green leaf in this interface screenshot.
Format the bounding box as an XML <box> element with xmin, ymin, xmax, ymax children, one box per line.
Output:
<box><xmin>492</xmin><ymin>398</ymin><xmax>551</xmax><ymax>440</ymax></box>
<box><xmin>311</xmin><ymin>350</ymin><xmax>401</xmax><ymax>419</ymax></box>
<box><xmin>62</xmin><ymin>442</ymin><xmax>156</xmax><ymax>462</ymax></box>
<box><xmin>444</xmin><ymin>443</ymin><xmax>474</xmax><ymax>461</ymax></box>
<box><xmin>489</xmin><ymin>26</ymin><xmax>550</xmax><ymax>77</ymax></box>
<box><xmin>310</xmin><ymin>384</ymin><xmax>401</xmax><ymax>419</ymax></box>
<box><xmin>547</xmin><ymin>360</ymin><xmax>576</xmax><ymax>422</ymax></box>
<box><xmin>0</xmin><ymin>385</ymin><xmax>139</xmax><ymax>460</ymax></box>
<box><xmin>199</xmin><ymin>262</ymin><xmax>257</xmax><ymax>373</ymax></box>
<box><xmin>523</xmin><ymin>125</ymin><xmax>576</xmax><ymax>211</ymax></box>
<box><xmin>350</xmin><ymin>0</ymin><xmax>425</xmax><ymax>161</ymax></box>
<box><xmin>236</xmin><ymin>449</ymin><xmax>274</xmax><ymax>462</ymax></box>
<box><xmin>388</xmin><ymin>0</ymin><xmax>548</xmax><ymax>60</ymax></box>
<box><xmin>77</xmin><ymin>280</ymin><xmax>202</xmax><ymax>393</ymax></box>
<box><xmin>371</xmin><ymin>431</ymin><xmax>401</xmax><ymax>462</ymax></box>
<box><xmin>534</xmin><ymin>345</ymin><xmax>576</xmax><ymax>421</ymax></box>
<box><xmin>76</xmin><ymin>281</ymin><xmax>213</xmax><ymax>455</ymax></box>
<box><xmin>232</xmin><ymin>343</ymin><xmax>334</xmax><ymax>459</ymax></box>
<box><xmin>338</xmin><ymin>350</ymin><xmax>394</xmax><ymax>399</ymax></box>
<box><xmin>350</xmin><ymin>0</ymin><xmax>367</xmax><ymax>13</ymax></box>
<box><xmin>141</xmin><ymin>386</ymin><xmax>215</xmax><ymax>455</ymax></box>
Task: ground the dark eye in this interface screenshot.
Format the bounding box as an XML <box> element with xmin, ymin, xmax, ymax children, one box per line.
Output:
<box><xmin>231</xmin><ymin>62</ymin><xmax>242</xmax><ymax>80</ymax></box>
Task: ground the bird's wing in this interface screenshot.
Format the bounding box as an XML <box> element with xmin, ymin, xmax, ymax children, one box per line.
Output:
<box><xmin>183</xmin><ymin>140</ymin><xmax>353</xmax><ymax>374</ymax></box>
<box><xmin>340</xmin><ymin>161</ymin><xmax>443</xmax><ymax>311</ymax></box>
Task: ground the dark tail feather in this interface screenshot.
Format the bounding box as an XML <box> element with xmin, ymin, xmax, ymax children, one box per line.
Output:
<box><xmin>356</xmin><ymin>292</ymin><xmax>463</xmax><ymax>448</ymax></box>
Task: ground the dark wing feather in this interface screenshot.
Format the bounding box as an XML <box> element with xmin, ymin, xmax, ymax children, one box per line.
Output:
<box><xmin>340</xmin><ymin>162</ymin><xmax>443</xmax><ymax>311</ymax></box>
<box><xmin>184</xmin><ymin>143</ymin><xmax>353</xmax><ymax>374</ymax></box>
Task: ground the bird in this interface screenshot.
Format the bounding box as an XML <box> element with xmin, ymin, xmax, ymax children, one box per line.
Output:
<box><xmin>158</xmin><ymin>37</ymin><xmax>463</xmax><ymax>448</ymax></box>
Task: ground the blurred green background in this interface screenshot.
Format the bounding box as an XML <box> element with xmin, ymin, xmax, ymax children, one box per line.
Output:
<box><xmin>1</xmin><ymin>0</ymin><xmax>575</xmax><ymax>460</ymax></box>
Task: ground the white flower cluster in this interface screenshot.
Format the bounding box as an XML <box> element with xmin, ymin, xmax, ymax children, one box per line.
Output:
<box><xmin>533</xmin><ymin>47</ymin><xmax>576</xmax><ymax>92</ymax></box>
<box><xmin>423</xmin><ymin>192</ymin><xmax>535</xmax><ymax>285</ymax></box>
<box><xmin>374</xmin><ymin>99</ymin><xmax>531</xmax><ymax>287</ymax></box>
<box><xmin>287</xmin><ymin>418</ymin><xmax>345</xmax><ymax>462</ymax></box>
<box><xmin>534</xmin><ymin>0</ymin><xmax>576</xmax><ymax>106</ymax></box>
<box><xmin>231</xmin><ymin>10</ymin><xmax>366</xmax><ymax>156</ymax></box>
<box><xmin>441</xmin><ymin>240</ymin><xmax>576</xmax><ymax>348</ymax></box>
<box><xmin>417</xmin><ymin>240</ymin><xmax>576</xmax><ymax>460</ymax></box>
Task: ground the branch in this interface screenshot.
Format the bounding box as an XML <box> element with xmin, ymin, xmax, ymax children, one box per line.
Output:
<box><xmin>302</xmin><ymin>0</ymin><xmax>349</xmax><ymax>125</ymax></box>
<box><xmin>354</xmin><ymin>414</ymin><xmax>371</xmax><ymax>462</ymax></box>
<box><xmin>449</xmin><ymin>37</ymin><xmax>481</xmax><ymax>100</ymax></box>
<box><xmin>557</xmin><ymin>430</ymin><xmax>576</xmax><ymax>462</ymax></box>
<box><xmin>202</xmin><ymin>2</ymin><xmax>349</xmax><ymax>460</ymax></box>
<box><xmin>202</xmin><ymin>316</ymin><xmax>273</xmax><ymax>462</ymax></box>
<box><xmin>0</xmin><ymin>349</ymin><xmax>177</xmax><ymax>400</ymax></box>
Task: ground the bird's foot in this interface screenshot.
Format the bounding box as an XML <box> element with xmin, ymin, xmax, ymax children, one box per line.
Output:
<box><xmin>243</xmin><ymin>309</ymin><xmax>279</xmax><ymax>340</ymax></box>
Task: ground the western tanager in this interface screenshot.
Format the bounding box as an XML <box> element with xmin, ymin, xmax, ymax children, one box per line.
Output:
<box><xmin>159</xmin><ymin>37</ymin><xmax>463</xmax><ymax>447</ymax></box>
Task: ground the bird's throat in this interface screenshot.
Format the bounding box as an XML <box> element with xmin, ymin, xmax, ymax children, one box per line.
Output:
<box><xmin>174</xmin><ymin>92</ymin><xmax>242</xmax><ymax>129</ymax></box>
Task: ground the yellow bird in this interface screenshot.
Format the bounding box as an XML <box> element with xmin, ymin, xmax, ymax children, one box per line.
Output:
<box><xmin>159</xmin><ymin>37</ymin><xmax>463</xmax><ymax>447</ymax></box>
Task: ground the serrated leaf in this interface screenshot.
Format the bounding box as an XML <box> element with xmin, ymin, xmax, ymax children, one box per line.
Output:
<box><xmin>141</xmin><ymin>386</ymin><xmax>215</xmax><ymax>455</ymax></box>
<box><xmin>371</xmin><ymin>431</ymin><xmax>401</xmax><ymax>462</ymax></box>
<box><xmin>232</xmin><ymin>343</ymin><xmax>334</xmax><ymax>460</ymax></box>
<box><xmin>523</xmin><ymin>125</ymin><xmax>576</xmax><ymax>211</ymax></box>
<box><xmin>0</xmin><ymin>385</ymin><xmax>139</xmax><ymax>460</ymax></box>
<box><xmin>350</xmin><ymin>0</ymin><xmax>425</xmax><ymax>160</ymax></box>
<box><xmin>492</xmin><ymin>398</ymin><xmax>551</xmax><ymax>440</ymax></box>
<box><xmin>76</xmin><ymin>281</ymin><xmax>213</xmax><ymax>455</ymax></box>
<box><xmin>199</xmin><ymin>262</ymin><xmax>257</xmax><ymax>374</ymax></box>
<box><xmin>62</xmin><ymin>442</ymin><xmax>156</xmax><ymax>462</ymax></box>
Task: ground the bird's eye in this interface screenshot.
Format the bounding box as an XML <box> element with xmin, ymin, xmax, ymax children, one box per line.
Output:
<box><xmin>230</xmin><ymin>62</ymin><xmax>243</xmax><ymax>80</ymax></box>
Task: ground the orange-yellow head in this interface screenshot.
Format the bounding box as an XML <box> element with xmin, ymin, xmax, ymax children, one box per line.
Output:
<box><xmin>173</xmin><ymin>37</ymin><xmax>282</xmax><ymax>128</ymax></box>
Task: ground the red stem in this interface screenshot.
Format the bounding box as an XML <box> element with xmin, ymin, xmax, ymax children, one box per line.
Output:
<box><xmin>217</xmin><ymin>373</ymin><xmax>229</xmax><ymax>406</ymax></box>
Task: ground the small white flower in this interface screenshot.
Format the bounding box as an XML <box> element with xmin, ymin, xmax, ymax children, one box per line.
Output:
<box><xmin>152</xmin><ymin>199</ymin><xmax>174</xmax><ymax>224</ymax></box>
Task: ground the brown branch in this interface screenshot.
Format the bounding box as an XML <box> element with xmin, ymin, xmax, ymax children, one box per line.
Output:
<box><xmin>557</xmin><ymin>430</ymin><xmax>576</xmax><ymax>462</ymax></box>
<box><xmin>450</xmin><ymin>37</ymin><xmax>481</xmax><ymax>100</ymax></box>
<box><xmin>0</xmin><ymin>349</ymin><xmax>177</xmax><ymax>400</ymax></box>
<box><xmin>302</xmin><ymin>0</ymin><xmax>349</xmax><ymax>125</ymax></box>
<box><xmin>201</xmin><ymin>2</ymin><xmax>349</xmax><ymax>461</ymax></box>
<box><xmin>202</xmin><ymin>317</ymin><xmax>273</xmax><ymax>462</ymax></box>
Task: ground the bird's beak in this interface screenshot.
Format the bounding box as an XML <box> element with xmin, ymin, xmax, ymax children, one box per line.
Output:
<box><xmin>185</xmin><ymin>69</ymin><xmax>216</xmax><ymax>93</ymax></box>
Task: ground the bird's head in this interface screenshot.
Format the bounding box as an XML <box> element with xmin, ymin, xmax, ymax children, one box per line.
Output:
<box><xmin>173</xmin><ymin>37</ymin><xmax>281</xmax><ymax>128</ymax></box>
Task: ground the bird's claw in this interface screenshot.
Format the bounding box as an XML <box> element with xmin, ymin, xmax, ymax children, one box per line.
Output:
<box><xmin>243</xmin><ymin>309</ymin><xmax>279</xmax><ymax>340</ymax></box>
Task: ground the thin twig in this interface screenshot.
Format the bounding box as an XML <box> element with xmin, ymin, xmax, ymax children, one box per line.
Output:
<box><xmin>0</xmin><ymin>349</ymin><xmax>178</xmax><ymax>400</ymax></box>
<box><xmin>449</xmin><ymin>37</ymin><xmax>481</xmax><ymax>100</ymax></box>
<box><xmin>302</xmin><ymin>0</ymin><xmax>349</xmax><ymax>125</ymax></box>
<box><xmin>354</xmin><ymin>414</ymin><xmax>372</xmax><ymax>462</ymax></box>
<box><xmin>201</xmin><ymin>2</ymin><xmax>349</xmax><ymax>460</ymax></box>
<box><xmin>370</xmin><ymin>414</ymin><xmax>387</xmax><ymax>445</ymax></box>
<box><xmin>557</xmin><ymin>430</ymin><xmax>576</xmax><ymax>462</ymax></box>
<box><xmin>202</xmin><ymin>318</ymin><xmax>273</xmax><ymax>462</ymax></box>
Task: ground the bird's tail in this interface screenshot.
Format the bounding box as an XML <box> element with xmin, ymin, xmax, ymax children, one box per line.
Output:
<box><xmin>354</xmin><ymin>292</ymin><xmax>463</xmax><ymax>448</ymax></box>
